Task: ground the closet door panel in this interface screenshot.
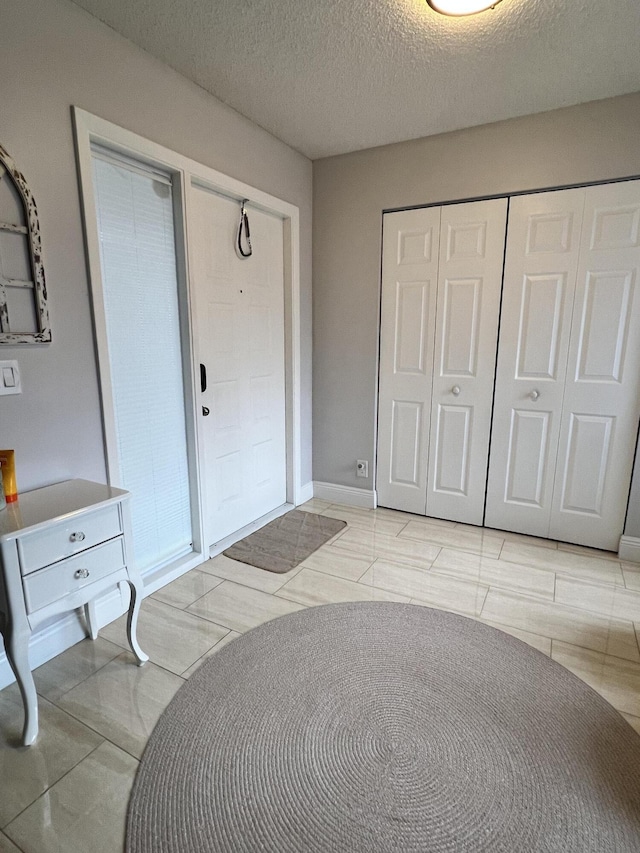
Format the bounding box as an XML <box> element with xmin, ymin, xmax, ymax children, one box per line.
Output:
<box><xmin>485</xmin><ymin>189</ymin><xmax>586</xmax><ymax>536</ymax></box>
<box><xmin>427</xmin><ymin>198</ymin><xmax>507</xmax><ymax>524</ymax></box>
<box><xmin>550</xmin><ymin>180</ymin><xmax>640</xmax><ymax>549</ymax></box>
<box><xmin>377</xmin><ymin>208</ymin><xmax>440</xmax><ymax>514</ymax></box>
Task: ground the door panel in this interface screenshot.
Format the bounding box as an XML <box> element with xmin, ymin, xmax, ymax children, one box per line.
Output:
<box><xmin>439</xmin><ymin>278</ymin><xmax>482</xmax><ymax>376</ymax></box>
<box><xmin>516</xmin><ymin>274</ymin><xmax>566</xmax><ymax>379</ymax></box>
<box><xmin>558</xmin><ymin>413</ymin><xmax>613</xmax><ymax>514</ymax></box>
<box><xmin>190</xmin><ymin>186</ymin><xmax>286</xmax><ymax>545</ymax></box>
<box><xmin>427</xmin><ymin>198</ymin><xmax>508</xmax><ymax>524</ymax></box>
<box><xmin>549</xmin><ymin>180</ymin><xmax>640</xmax><ymax>549</ymax></box>
<box><xmin>377</xmin><ymin>208</ymin><xmax>440</xmax><ymax>514</ymax></box>
<box><xmin>485</xmin><ymin>188</ymin><xmax>586</xmax><ymax>536</ymax></box>
<box><xmin>433</xmin><ymin>404</ymin><xmax>472</xmax><ymax>495</ymax></box>
<box><xmin>504</xmin><ymin>409</ymin><xmax>552</xmax><ymax>506</ymax></box>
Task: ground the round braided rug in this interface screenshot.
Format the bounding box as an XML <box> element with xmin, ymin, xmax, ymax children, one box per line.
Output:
<box><xmin>126</xmin><ymin>602</ymin><xmax>640</xmax><ymax>852</ymax></box>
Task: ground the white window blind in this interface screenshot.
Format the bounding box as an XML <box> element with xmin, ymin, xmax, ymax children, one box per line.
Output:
<box><xmin>91</xmin><ymin>151</ymin><xmax>193</xmax><ymax>574</ymax></box>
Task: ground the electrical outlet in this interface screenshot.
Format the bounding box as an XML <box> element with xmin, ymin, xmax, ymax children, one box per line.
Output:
<box><xmin>356</xmin><ymin>459</ymin><xmax>369</xmax><ymax>478</ymax></box>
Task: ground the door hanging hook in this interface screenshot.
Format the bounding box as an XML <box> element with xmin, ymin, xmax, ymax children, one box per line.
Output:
<box><xmin>236</xmin><ymin>198</ymin><xmax>253</xmax><ymax>258</ymax></box>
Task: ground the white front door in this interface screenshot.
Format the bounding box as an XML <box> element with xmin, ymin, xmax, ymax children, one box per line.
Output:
<box><xmin>377</xmin><ymin>198</ymin><xmax>507</xmax><ymax>523</ymax></box>
<box><xmin>189</xmin><ymin>186</ymin><xmax>287</xmax><ymax>546</ymax></box>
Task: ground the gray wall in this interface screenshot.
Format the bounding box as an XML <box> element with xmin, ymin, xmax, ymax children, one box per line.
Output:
<box><xmin>0</xmin><ymin>0</ymin><xmax>313</xmax><ymax>492</ymax></box>
<box><xmin>313</xmin><ymin>93</ymin><xmax>640</xmax><ymax>536</ymax></box>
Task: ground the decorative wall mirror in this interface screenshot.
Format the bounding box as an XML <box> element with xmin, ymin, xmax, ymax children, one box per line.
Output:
<box><xmin>0</xmin><ymin>143</ymin><xmax>50</xmax><ymax>343</ymax></box>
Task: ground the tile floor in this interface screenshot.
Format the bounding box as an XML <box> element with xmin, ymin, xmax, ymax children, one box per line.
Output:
<box><xmin>2</xmin><ymin>498</ymin><xmax>640</xmax><ymax>851</ymax></box>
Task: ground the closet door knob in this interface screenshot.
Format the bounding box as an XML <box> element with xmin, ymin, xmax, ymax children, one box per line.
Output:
<box><xmin>451</xmin><ymin>385</ymin><xmax>461</xmax><ymax>396</ymax></box>
<box><xmin>530</xmin><ymin>389</ymin><xmax>540</xmax><ymax>401</ymax></box>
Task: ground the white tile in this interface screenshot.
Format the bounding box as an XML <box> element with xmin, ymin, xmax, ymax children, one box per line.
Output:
<box><xmin>557</xmin><ymin>541</ymin><xmax>620</xmax><ymax>560</ymax></box>
<box><xmin>374</xmin><ymin>508</ymin><xmax>456</xmax><ymax>528</ymax></box>
<box><xmin>299</xmin><ymin>548</ymin><xmax>373</xmax><ymax>581</ymax></box>
<box><xmin>56</xmin><ymin>653</ymin><xmax>184</xmax><ymax>759</ymax></box>
<box><xmin>623</xmin><ymin>568</ymin><xmax>640</xmax><ymax>592</ymax></box>
<box><xmin>4</xmin><ymin>741</ymin><xmax>137</xmax><ymax>853</ymax></box>
<box><xmin>0</xmin><ymin>687</ymin><xmax>103</xmax><ymax>827</ymax></box>
<box><xmin>276</xmin><ymin>567</ymin><xmax>409</xmax><ymax>607</ymax></box>
<box><xmin>33</xmin><ymin>637</ymin><xmax>123</xmax><ymax>702</ymax></box>
<box><xmin>431</xmin><ymin>547</ymin><xmax>555</xmax><ymax>599</ymax></box>
<box><xmin>100</xmin><ymin>598</ymin><xmax>230</xmax><ymax>675</ymax></box>
<box><xmin>200</xmin><ymin>553</ymin><xmax>302</xmax><ymax>593</ymax></box>
<box><xmin>297</xmin><ymin>498</ymin><xmax>332</xmax><ymax>514</ymax></box>
<box><xmin>187</xmin><ymin>580</ymin><xmax>305</xmax><ymax>633</ymax></box>
<box><xmin>0</xmin><ymin>831</ymin><xmax>20</xmax><ymax>852</ymax></box>
<box><xmin>398</xmin><ymin>521</ymin><xmax>503</xmax><ymax>558</ymax></box>
<box><xmin>181</xmin><ymin>631</ymin><xmax>242</xmax><ymax>679</ymax></box>
<box><xmin>551</xmin><ymin>641</ymin><xmax>640</xmax><ymax>717</ymax></box>
<box><xmin>500</xmin><ymin>541</ymin><xmax>625</xmax><ymax>586</ymax></box>
<box><xmin>456</xmin><ymin>525</ymin><xmax>557</xmax><ymax>550</ymax></box>
<box><xmin>555</xmin><ymin>575</ymin><xmax>640</xmax><ymax>623</ymax></box>
<box><xmin>330</xmin><ymin>526</ymin><xmax>441</xmax><ymax>568</ymax></box>
<box><xmin>321</xmin><ymin>505</ymin><xmax>407</xmax><ymax>536</ymax></box>
<box><xmin>151</xmin><ymin>569</ymin><xmax>223</xmax><ymax>609</ymax></box>
<box><xmin>482</xmin><ymin>589</ymin><xmax>640</xmax><ymax>662</ymax></box>
<box><xmin>360</xmin><ymin>559</ymin><xmax>487</xmax><ymax>616</ymax></box>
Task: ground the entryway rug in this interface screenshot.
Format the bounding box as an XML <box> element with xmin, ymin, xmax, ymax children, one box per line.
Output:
<box><xmin>222</xmin><ymin>509</ymin><xmax>346</xmax><ymax>573</ymax></box>
<box><xmin>126</xmin><ymin>602</ymin><xmax>640</xmax><ymax>852</ymax></box>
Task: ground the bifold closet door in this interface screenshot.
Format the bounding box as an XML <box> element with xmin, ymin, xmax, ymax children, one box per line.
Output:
<box><xmin>426</xmin><ymin>199</ymin><xmax>508</xmax><ymax>524</ymax></box>
<box><xmin>485</xmin><ymin>189</ymin><xmax>586</xmax><ymax>538</ymax></box>
<box><xmin>377</xmin><ymin>207</ymin><xmax>440</xmax><ymax>515</ymax></box>
<box><xmin>486</xmin><ymin>180</ymin><xmax>640</xmax><ymax>550</ymax></box>
<box><xmin>377</xmin><ymin>199</ymin><xmax>507</xmax><ymax>522</ymax></box>
<box><xmin>549</xmin><ymin>181</ymin><xmax>640</xmax><ymax>549</ymax></box>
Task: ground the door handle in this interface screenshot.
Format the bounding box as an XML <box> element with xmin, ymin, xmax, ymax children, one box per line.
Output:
<box><xmin>451</xmin><ymin>385</ymin><xmax>461</xmax><ymax>396</ymax></box>
<box><xmin>202</xmin><ymin>406</ymin><xmax>210</xmax><ymax>416</ymax></box>
<box><xmin>200</xmin><ymin>363</ymin><xmax>207</xmax><ymax>393</ymax></box>
<box><xmin>530</xmin><ymin>389</ymin><xmax>540</xmax><ymax>401</ymax></box>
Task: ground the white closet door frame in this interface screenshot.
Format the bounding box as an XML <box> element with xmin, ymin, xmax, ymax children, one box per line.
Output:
<box><xmin>73</xmin><ymin>108</ymin><xmax>303</xmax><ymax>590</ymax></box>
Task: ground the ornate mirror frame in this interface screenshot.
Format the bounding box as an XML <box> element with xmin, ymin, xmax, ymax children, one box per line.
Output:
<box><xmin>0</xmin><ymin>143</ymin><xmax>50</xmax><ymax>343</ymax></box>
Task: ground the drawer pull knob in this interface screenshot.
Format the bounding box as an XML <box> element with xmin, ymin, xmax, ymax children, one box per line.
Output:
<box><xmin>74</xmin><ymin>568</ymin><xmax>90</xmax><ymax>580</ymax></box>
<box><xmin>70</xmin><ymin>532</ymin><xmax>86</xmax><ymax>542</ymax></box>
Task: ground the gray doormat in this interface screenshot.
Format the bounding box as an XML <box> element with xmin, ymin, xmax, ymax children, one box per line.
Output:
<box><xmin>222</xmin><ymin>509</ymin><xmax>346</xmax><ymax>573</ymax></box>
<box><xmin>127</xmin><ymin>602</ymin><xmax>640</xmax><ymax>852</ymax></box>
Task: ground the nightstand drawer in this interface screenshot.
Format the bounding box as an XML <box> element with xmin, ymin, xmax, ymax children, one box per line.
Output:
<box><xmin>18</xmin><ymin>504</ymin><xmax>122</xmax><ymax>575</ymax></box>
<box><xmin>23</xmin><ymin>537</ymin><xmax>126</xmax><ymax>613</ymax></box>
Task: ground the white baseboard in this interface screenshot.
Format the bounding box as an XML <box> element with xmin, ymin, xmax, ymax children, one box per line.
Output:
<box><xmin>619</xmin><ymin>535</ymin><xmax>640</xmax><ymax>563</ymax></box>
<box><xmin>313</xmin><ymin>481</ymin><xmax>376</xmax><ymax>509</ymax></box>
<box><xmin>297</xmin><ymin>481</ymin><xmax>315</xmax><ymax>504</ymax></box>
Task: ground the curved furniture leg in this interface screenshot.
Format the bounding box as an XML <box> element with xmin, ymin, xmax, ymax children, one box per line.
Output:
<box><xmin>5</xmin><ymin>621</ymin><xmax>38</xmax><ymax>746</ymax></box>
<box><xmin>121</xmin><ymin>579</ymin><xmax>148</xmax><ymax>666</ymax></box>
<box><xmin>84</xmin><ymin>600</ymin><xmax>99</xmax><ymax>640</ymax></box>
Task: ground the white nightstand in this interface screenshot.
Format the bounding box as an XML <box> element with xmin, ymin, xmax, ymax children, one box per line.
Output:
<box><xmin>0</xmin><ymin>479</ymin><xmax>148</xmax><ymax>746</ymax></box>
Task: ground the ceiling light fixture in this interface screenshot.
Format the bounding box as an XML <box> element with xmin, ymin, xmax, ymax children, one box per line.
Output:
<box><xmin>427</xmin><ymin>0</ymin><xmax>502</xmax><ymax>15</ymax></box>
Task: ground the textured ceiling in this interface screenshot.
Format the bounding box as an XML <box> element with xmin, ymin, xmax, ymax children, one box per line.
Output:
<box><xmin>70</xmin><ymin>0</ymin><xmax>640</xmax><ymax>159</ymax></box>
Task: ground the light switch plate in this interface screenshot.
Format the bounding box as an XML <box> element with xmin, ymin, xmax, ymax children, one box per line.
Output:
<box><xmin>0</xmin><ymin>360</ymin><xmax>21</xmax><ymax>395</ymax></box>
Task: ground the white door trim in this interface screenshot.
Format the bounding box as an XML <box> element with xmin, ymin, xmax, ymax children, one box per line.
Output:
<box><xmin>73</xmin><ymin>108</ymin><xmax>303</xmax><ymax>577</ymax></box>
